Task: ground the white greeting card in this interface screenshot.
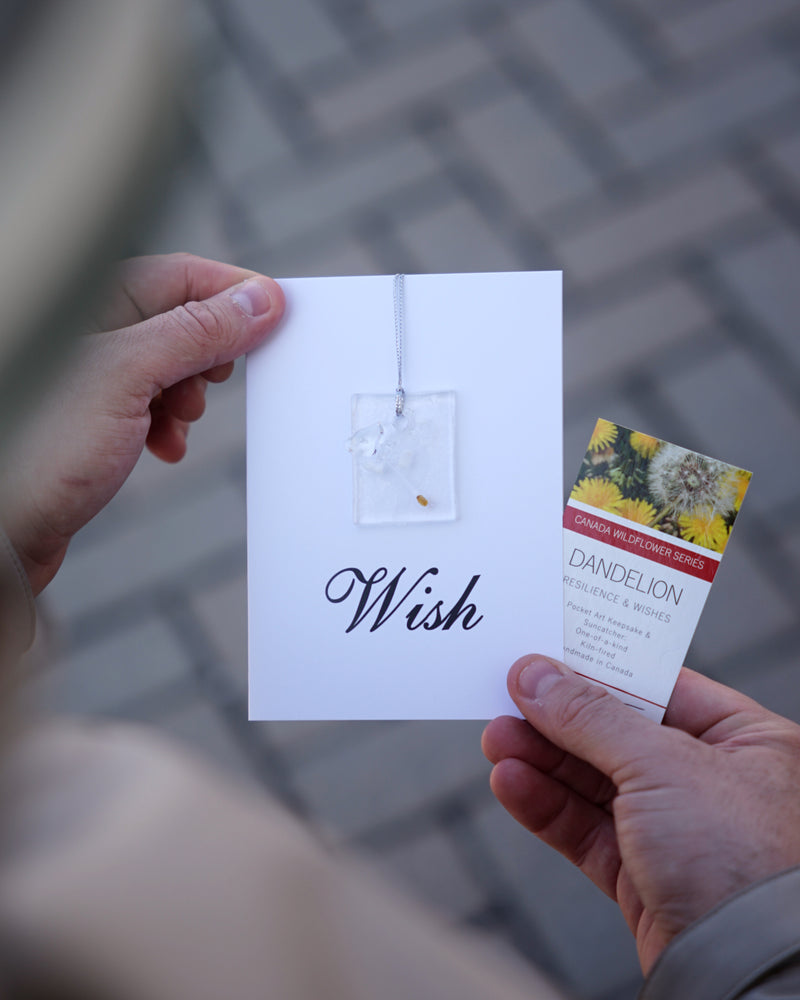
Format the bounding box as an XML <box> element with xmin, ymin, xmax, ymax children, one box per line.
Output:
<box><xmin>247</xmin><ymin>272</ymin><xmax>563</xmax><ymax>720</ymax></box>
<box><xmin>563</xmin><ymin>419</ymin><xmax>751</xmax><ymax>722</ymax></box>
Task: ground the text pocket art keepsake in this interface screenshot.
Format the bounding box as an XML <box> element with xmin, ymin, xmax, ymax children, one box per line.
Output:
<box><xmin>247</xmin><ymin>272</ymin><xmax>563</xmax><ymax>720</ymax></box>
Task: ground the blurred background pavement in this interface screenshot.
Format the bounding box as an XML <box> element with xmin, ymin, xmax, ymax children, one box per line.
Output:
<box><xmin>25</xmin><ymin>1</ymin><xmax>800</xmax><ymax>997</ymax></box>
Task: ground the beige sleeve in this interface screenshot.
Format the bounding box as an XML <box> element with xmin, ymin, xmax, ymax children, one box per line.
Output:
<box><xmin>641</xmin><ymin>866</ymin><xmax>800</xmax><ymax>1000</ymax></box>
<box><xmin>0</xmin><ymin>719</ymin><xmax>567</xmax><ymax>1000</ymax></box>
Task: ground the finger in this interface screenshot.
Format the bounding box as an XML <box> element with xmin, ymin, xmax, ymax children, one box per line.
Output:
<box><xmin>482</xmin><ymin>715</ymin><xmax>557</xmax><ymax>766</ymax></box>
<box><xmin>158</xmin><ymin>375</ymin><xmax>208</xmax><ymax>423</ymax></box>
<box><xmin>482</xmin><ymin>716</ymin><xmax>615</xmax><ymax>808</ymax></box>
<box><xmin>115</xmin><ymin>273</ymin><xmax>285</xmax><ymax>395</ymax></box>
<box><xmin>490</xmin><ymin>757</ymin><xmax>621</xmax><ymax>900</ymax></box>
<box><xmin>202</xmin><ymin>361</ymin><xmax>235</xmax><ymax>383</ymax></box>
<box><xmin>94</xmin><ymin>253</ymin><xmax>258</xmax><ymax>329</ymax></box>
<box><xmin>507</xmin><ymin>654</ymin><xmax>670</xmax><ymax>784</ymax></box>
<box><xmin>146</xmin><ymin>409</ymin><xmax>189</xmax><ymax>464</ymax></box>
<box><xmin>665</xmin><ymin>667</ymin><xmax>772</xmax><ymax>742</ymax></box>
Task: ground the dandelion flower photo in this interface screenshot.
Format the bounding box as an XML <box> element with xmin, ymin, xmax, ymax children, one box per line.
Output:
<box><xmin>569</xmin><ymin>419</ymin><xmax>752</xmax><ymax>555</ymax></box>
<box><xmin>679</xmin><ymin>507</ymin><xmax>730</xmax><ymax>553</ymax></box>
<box><xmin>727</xmin><ymin>469</ymin><xmax>752</xmax><ymax>512</ymax></box>
<box><xmin>587</xmin><ymin>419</ymin><xmax>618</xmax><ymax>453</ymax></box>
<box><xmin>617</xmin><ymin>497</ymin><xmax>658</xmax><ymax>526</ymax></box>
<box><xmin>647</xmin><ymin>444</ymin><xmax>737</xmax><ymax>518</ymax></box>
<box><xmin>629</xmin><ymin>432</ymin><xmax>660</xmax><ymax>459</ymax></box>
<box><xmin>571</xmin><ymin>476</ymin><xmax>623</xmax><ymax>513</ymax></box>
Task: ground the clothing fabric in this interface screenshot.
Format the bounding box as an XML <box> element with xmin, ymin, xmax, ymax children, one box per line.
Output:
<box><xmin>0</xmin><ymin>536</ymin><xmax>797</xmax><ymax>999</ymax></box>
<box><xmin>640</xmin><ymin>866</ymin><xmax>800</xmax><ymax>1000</ymax></box>
<box><xmin>1</xmin><ymin>717</ymin><xmax>798</xmax><ymax>1000</ymax></box>
<box><xmin>0</xmin><ymin>719</ymin><xmax>565</xmax><ymax>1000</ymax></box>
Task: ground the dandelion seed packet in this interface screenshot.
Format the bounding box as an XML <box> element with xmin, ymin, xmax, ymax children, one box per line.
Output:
<box><xmin>563</xmin><ymin>419</ymin><xmax>752</xmax><ymax>722</ymax></box>
<box><xmin>247</xmin><ymin>272</ymin><xmax>563</xmax><ymax>720</ymax></box>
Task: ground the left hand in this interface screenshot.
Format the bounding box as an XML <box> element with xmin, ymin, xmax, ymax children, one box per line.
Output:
<box><xmin>3</xmin><ymin>253</ymin><xmax>285</xmax><ymax>594</ymax></box>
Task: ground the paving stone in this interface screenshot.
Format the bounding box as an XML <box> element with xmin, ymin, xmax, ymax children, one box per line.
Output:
<box><xmin>456</xmin><ymin>92</ymin><xmax>597</xmax><ymax>217</ymax></box>
<box><xmin>249</xmin><ymin>137</ymin><xmax>438</xmax><ymax>245</ymax></box>
<box><xmin>734</xmin><ymin>652</ymin><xmax>800</xmax><ymax>725</ymax></box>
<box><xmin>292</xmin><ymin>720</ymin><xmax>488</xmax><ymax>839</ymax></box>
<box><xmin>397</xmin><ymin>198</ymin><xmax>521</xmax><ymax>273</ymax></box>
<box><xmin>612</xmin><ymin>58</ymin><xmax>799</xmax><ymax>167</ymax></box>
<box><xmin>265</xmin><ymin>719</ymin><xmax>392</xmax><ymax>760</ymax></box>
<box><xmin>144</xmin><ymin>160</ymin><xmax>233</xmax><ymax>262</ymax></box>
<box><xmin>368</xmin><ymin>827</ymin><xmax>487</xmax><ymax>921</ymax></box>
<box><xmin>46</xmin><ymin>482</ymin><xmax>246</xmax><ymax>619</ymax></box>
<box><xmin>192</xmin><ymin>573</ymin><xmax>248</xmax><ymax>693</ymax></box>
<box><xmin>270</xmin><ymin>234</ymin><xmax>379</xmax><ymax>280</ymax></box>
<box><xmin>659</xmin><ymin>344</ymin><xmax>800</xmax><ymax>515</ymax></box>
<box><xmin>659</xmin><ymin>0</ymin><xmax>799</xmax><ymax>58</ymax></box>
<box><xmin>473</xmin><ymin>799</ymin><xmax>642</xmax><ymax>999</ymax></box>
<box><xmin>28</xmin><ymin>617</ymin><xmax>192</xmax><ymax>716</ymax></box>
<box><xmin>313</xmin><ymin>32</ymin><xmax>491</xmax><ymax>135</ymax></box>
<box><xmin>508</xmin><ymin>0</ymin><xmax>646</xmax><ymax>104</ymax></box>
<box><xmin>557</xmin><ymin>165</ymin><xmax>759</xmax><ymax>284</ymax></box>
<box><xmin>769</xmin><ymin>130</ymin><xmax>800</xmax><ymax>185</ymax></box>
<box><xmin>565</xmin><ymin>278</ymin><xmax>710</xmax><ymax>393</ymax></box>
<box><xmin>182</xmin><ymin>0</ymin><xmax>222</xmax><ymax>47</ymax></box>
<box><xmin>148</xmin><ymin>695</ymin><xmax>260</xmax><ymax>780</ymax></box>
<box><xmin>374</xmin><ymin>0</ymin><xmax>465</xmax><ymax>32</ymax></box>
<box><xmin>786</xmin><ymin>522</ymin><xmax>800</xmax><ymax>572</ymax></box>
<box><xmin>714</xmin><ymin>229</ymin><xmax>800</xmax><ymax>371</ymax></box>
<box><xmin>188</xmin><ymin>55</ymin><xmax>292</xmax><ymax>187</ymax></box>
<box><xmin>687</xmin><ymin>540</ymin><xmax>795</xmax><ymax>667</ymax></box>
<box><xmin>232</xmin><ymin>0</ymin><xmax>349</xmax><ymax>75</ymax></box>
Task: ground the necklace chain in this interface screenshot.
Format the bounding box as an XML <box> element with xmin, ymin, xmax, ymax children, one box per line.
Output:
<box><xmin>393</xmin><ymin>273</ymin><xmax>405</xmax><ymax>416</ymax></box>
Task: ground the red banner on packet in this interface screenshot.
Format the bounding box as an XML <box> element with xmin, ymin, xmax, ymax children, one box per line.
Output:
<box><xmin>562</xmin><ymin>419</ymin><xmax>751</xmax><ymax>722</ymax></box>
<box><xmin>563</xmin><ymin>505</ymin><xmax>719</xmax><ymax>583</ymax></box>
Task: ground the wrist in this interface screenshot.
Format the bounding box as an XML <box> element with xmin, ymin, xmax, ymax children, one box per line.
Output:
<box><xmin>640</xmin><ymin>865</ymin><xmax>800</xmax><ymax>1000</ymax></box>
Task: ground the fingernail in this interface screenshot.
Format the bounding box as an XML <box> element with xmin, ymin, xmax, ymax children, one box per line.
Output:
<box><xmin>518</xmin><ymin>657</ymin><xmax>563</xmax><ymax>701</ymax></box>
<box><xmin>230</xmin><ymin>278</ymin><xmax>272</xmax><ymax>317</ymax></box>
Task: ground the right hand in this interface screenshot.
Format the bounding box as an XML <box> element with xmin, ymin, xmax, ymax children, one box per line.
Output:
<box><xmin>482</xmin><ymin>656</ymin><xmax>800</xmax><ymax>973</ymax></box>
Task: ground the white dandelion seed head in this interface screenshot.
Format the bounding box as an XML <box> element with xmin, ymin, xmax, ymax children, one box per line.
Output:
<box><xmin>647</xmin><ymin>444</ymin><xmax>737</xmax><ymax>517</ymax></box>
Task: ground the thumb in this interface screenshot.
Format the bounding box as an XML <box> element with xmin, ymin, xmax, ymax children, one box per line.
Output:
<box><xmin>508</xmin><ymin>654</ymin><xmax>664</xmax><ymax>782</ymax></box>
<box><xmin>118</xmin><ymin>274</ymin><xmax>285</xmax><ymax>391</ymax></box>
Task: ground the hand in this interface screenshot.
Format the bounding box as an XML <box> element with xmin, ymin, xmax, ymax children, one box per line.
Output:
<box><xmin>482</xmin><ymin>656</ymin><xmax>800</xmax><ymax>974</ymax></box>
<box><xmin>2</xmin><ymin>253</ymin><xmax>285</xmax><ymax>594</ymax></box>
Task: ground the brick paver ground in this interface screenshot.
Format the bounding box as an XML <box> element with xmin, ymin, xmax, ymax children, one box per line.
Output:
<box><xmin>28</xmin><ymin>2</ymin><xmax>800</xmax><ymax>998</ymax></box>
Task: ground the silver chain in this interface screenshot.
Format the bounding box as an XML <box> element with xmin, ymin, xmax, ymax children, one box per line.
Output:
<box><xmin>393</xmin><ymin>273</ymin><xmax>405</xmax><ymax>416</ymax></box>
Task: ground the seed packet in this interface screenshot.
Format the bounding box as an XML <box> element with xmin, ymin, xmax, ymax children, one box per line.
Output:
<box><xmin>563</xmin><ymin>419</ymin><xmax>751</xmax><ymax>721</ymax></box>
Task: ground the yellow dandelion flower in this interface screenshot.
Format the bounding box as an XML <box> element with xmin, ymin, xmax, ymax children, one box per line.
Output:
<box><xmin>629</xmin><ymin>432</ymin><xmax>660</xmax><ymax>459</ymax></box>
<box><xmin>571</xmin><ymin>477</ymin><xmax>623</xmax><ymax>513</ymax></box>
<box><xmin>587</xmin><ymin>419</ymin><xmax>618</xmax><ymax>453</ymax></box>
<box><xmin>617</xmin><ymin>497</ymin><xmax>658</xmax><ymax>526</ymax></box>
<box><xmin>725</xmin><ymin>469</ymin><xmax>751</xmax><ymax>511</ymax></box>
<box><xmin>679</xmin><ymin>507</ymin><xmax>730</xmax><ymax>553</ymax></box>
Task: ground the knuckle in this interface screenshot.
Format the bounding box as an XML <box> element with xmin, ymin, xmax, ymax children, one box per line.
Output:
<box><xmin>173</xmin><ymin>299</ymin><xmax>233</xmax><ymax>352</ymax></box>
<box><xmin>553</xmin><ymin>681</ymin><xmax>612</xmax><ymax>732</ymax></box>
<box><xmin>171</xmin><ymin>250</ymin><xmax>203</xmax><ymax>273</ymax></box>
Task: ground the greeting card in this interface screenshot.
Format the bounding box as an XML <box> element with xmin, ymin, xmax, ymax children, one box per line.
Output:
<box><xmin>247</xmin><ymin>272</ymin><xmax>563</xmax><ymax>719</ymax></box>
<box><xmin>563</xmin><ymin>419</ymin><xmax>751</xmax><ymax>721</ymax></box>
